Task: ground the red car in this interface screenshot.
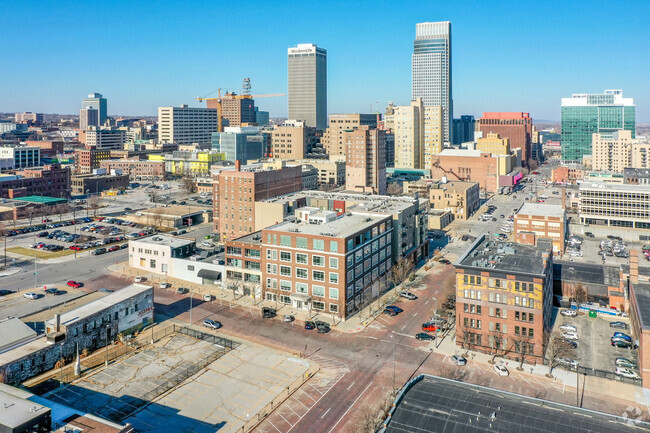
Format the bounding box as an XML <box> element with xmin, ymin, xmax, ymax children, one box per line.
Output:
<box><xmin>532</xmin><ymin>171</ymin><xmax>539</xmax><ymax>175</ymax></box>
<box><xmin>69</xmin><ymin>246</ymin><xmax>82</xmax><ymax>251</ymax></box>
<box><xmin>108</xmin><ymin>245</ymin><xmax>120</xmax><ymax>252</ymax></box>
<box><xmin>67</xmin><ymin>281</ymin><xmax>82</xmax><ymax>288</ymax></box>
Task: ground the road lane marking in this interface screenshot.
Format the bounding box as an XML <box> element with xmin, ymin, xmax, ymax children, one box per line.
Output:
<box><xmin>321</xmin><ymin>408</ymin><xmax>331</xmax><ymax>419</ymax></box>
<box><xmin>346</xmin><ymin>381</ymin><xmax>356</xmax><ymax>390</ymax></box>
<box><xmin>327</xmin><ymin>381</ymin><xmax>374</xmax><ymax>433</ymax></box>
<box><xmin>392</xmin><ymin>332</ymin><xmax>415</xmax><ymax>338</ymax></box>
<box><xmin>400</xmin><ymin>324</ymin><xmax>407</xmax><ymax>331</ymax></box>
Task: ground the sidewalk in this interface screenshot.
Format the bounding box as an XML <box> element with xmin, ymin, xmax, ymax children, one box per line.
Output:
<box><xmin>432</xmin><ymin>326</ymin><xmax>649</xmax><ymax>406</ymax></box>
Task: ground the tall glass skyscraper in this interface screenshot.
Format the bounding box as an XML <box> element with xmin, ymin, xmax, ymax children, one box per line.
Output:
<box><xmin>288</xmin><ymin>43</ymin><xmax>327</xmax><ymax>130</ymax></box>
<box><xmin>412</xmin><ymin>21</ymin><xmax>452</xmax><ymax>143</ymax></box>
<box><xmin>82</xmin><ymin>93</ymin><xmax>108</xmax><ymax>126</ymax></box>
<box><xmin>561</xmin><ymin>89</ymin><xmax>635</xmax><ymax>163</ymax></box>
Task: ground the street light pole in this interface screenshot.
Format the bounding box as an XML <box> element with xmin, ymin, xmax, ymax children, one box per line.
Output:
<box><xmin>105</xmin><ymin>325</ymin><xmax>109</xmax><ymax>366</ymax></box>
<box><xmin>391</xmin><ymin>334</ymin><xmax>396</xmax><ymax>394</ymax></box>
<box><xmin>189</xmin><ymin>292</ymin><xmax>193</xmax><ymax>325</ymax></box>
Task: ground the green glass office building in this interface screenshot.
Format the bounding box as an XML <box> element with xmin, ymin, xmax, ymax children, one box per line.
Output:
<box><xmin>561</xmin><ymin>90</ymin><xmax>635</xmax><ymax>162</ymax></box>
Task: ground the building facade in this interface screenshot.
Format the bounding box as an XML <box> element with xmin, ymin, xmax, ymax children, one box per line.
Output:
<box><xmin>99</xmin><ymin>159</ymin><xmax>166</xmax><ymax>181</ymax></box>
<box><xmin>288</xmin><ymin>43</ymin><xmax>327</xmax><ymax>130</ymax></box>
<box><xmin>15</xmin><ymin>112</ymin><xmax>43</xmax><ymax>125</ymax></box>
<box><xmin>344</xmin><ymin>126</ymin><xmax>386</xmax><ymax>195</ymax></box>
<box><xmin>213</xmin><ymin>161</ymin><xmax>303</xmax><ymax>241</ymax></box>
<box><xmin>561</xmin><ymin>89</ymin><xmax>635</xmax><ymax>163</ymax></box>
<box><xmin>591</xmin><ymin>130</ymin><xmax>633</xmax><ymax>172</ymax></box>
<box><xmin>477</xmin><ymin>112</ymin><xmax>532</xmax><ymax>167</ymax></box>
<box><xmin>579</xmin><ymin>181</ymin><xmax>650</xmax><ymax>230</ymax></box>
<box><xmin>0</xmin><ymin>146</ymin><xmax>40</xmax><ymax>168</ymax></box>
<box><xmin>79</xmin><ymin>106</ymin><xmax>99</xmax><ymax>130</ymax></box>
<box><xmin>75</xmin><ymin>148</ymin><xmax>111</xmax><ymax>174</ymax></box>
<box><xmin>0</xmin><ymin>164</ymin><xmax>70</xmax><ymax>199</ymax></box>
<box><xmin>455</xmin><ymin>236</ymin><xmax>554</xmax><ymax>359</ymax></box>
<box><xmin>82</xmin><ymin>92</ymin><xmax>108</xmax><ymax>126</ymax></box>
<box><xmin>322</xmin><ymin>114</ymin><xmax>377</xmax><ymax>157</ymax></box>
<box><xmin>428</xmin><ymin>180</ymin><xmax>479</xmax><ymax>221</ymax></box>
<box><xmin>412</xmin><ymin>21</ymin><xmax>452</xmax><ymax>143</ymax></box>
<box><xmin>452</xmin><ymin>115</ymin><xmax>475</xmax><ymax>145</ymax></box>
<box><xmin>71</xmin><ymin>173</ymin><xmax>130</xmax><ymax>195</ymax></box>
<box><xmin>514</xmin><ymin>203</ymin><xmax>567</xmax><ymax>253</ymax></box>
<box><xmin>212</xmin><ymin>126</ymin><xmax>267</xmax><ymax>164</ymax></box>
<box><xmin>85</xmin><ymin>128</ymin><xmax>127</xmax><ymax>150</ymax></box>
<box><xmin>158</xmin><ymin>105</ymin><xmax>220</xmax><ymax>147</ymax></box>
<box><xmin>271</xmin><ymin>120</ymin><xmax>320</xmax><ymax>160</ymax></box>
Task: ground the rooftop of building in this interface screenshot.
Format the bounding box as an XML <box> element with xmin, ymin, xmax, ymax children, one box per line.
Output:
<box><xmin>7</xmin><ymin>195</ymin><xmax>67</xmax><ymax>204</ymax></box>
<box><xmin>579</xmin><ymin>181</ymin><xmax>650</xmax><ymax>192</ymax></box>
<box><xmin>131</xmin><ymin>233</ymin><xmax>195</xmax><ymax>248</ymax></box>
<box><xmin>430</xmin><ymin>180</ymin><xmax>478</xmax><ymax>192</ymax></box>
<box><xmin>624</xmin><ymin>167</ymin><xmax>650</xmax><ymax>177</ymax></box>
<box><xmin>456</xmin><ymin>234</ymin><xmax>552</xmax><ymax>277</ymax></box>
<box><xmin>265</xmin><ymin>212</ymin><xmax>389</xmax><ymax>239</ymax></box>
<box><xmin>0</xmin><ymin>387</ymin><xmax>50</xmax><ymax>428</ymax></box>
<box><xmin>632</xmin><ymin>283</ymin><xmax>650</xmax><ymax>331</ymax></box>
<box><xmin>384</xmin><ymin>375</ymin><xmax>648</xmax><ymax>433</ymax></box>
<box><xmin>437</xmin><ymin>148</ymin><xmax>484</xmax><ymax>157</ymax></box>
<box><xmin>135</xmin><ymin>205</ymin><xmax>210</xmax><ymax>217</ymax></box>
<box><xmin>517</xmin><ymin>203</ymin><xmax>565</xmax><ymax>218</ymax></box>
<box><xmin>46</xmin><ymin>284</ymin><xmax>152</xmax><ymax>328</ymax></box>
<box><xmin>229</xmin><ymin>231</ymin><xmax>263</xmax><ymax>245</ymax></box>
<box><xmin>261</xmin><ymin>190</ymin><xmax>423</xmax><ymax>214</ymax></box>
<box><xmin>553</xmin><ymin>261</ymin><xmax>621</xmax><ymax>287</ymax></box>
<box><xmin>0</xmin><ymin>317</ymin><xmax>37</xmax><ymax>351</ymax></box>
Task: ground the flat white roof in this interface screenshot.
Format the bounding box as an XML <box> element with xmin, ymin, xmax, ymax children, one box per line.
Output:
<box><xmin>46</xmin><ymin>284</ymin><xmax>152</xmax><ymax>327</ymax></box>
<box><xmin>518</xmin><ymin>203</ymin><xmax>565</xmax><ymax>218</ymax></box>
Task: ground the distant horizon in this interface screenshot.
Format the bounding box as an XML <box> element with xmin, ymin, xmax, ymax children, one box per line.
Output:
<box><xmin>1</xmin><ymin>1</ymin><xmax>648</xmax><ymax>121</ymax></box>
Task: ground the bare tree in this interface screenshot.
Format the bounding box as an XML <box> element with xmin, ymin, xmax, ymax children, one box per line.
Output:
<box><xmin>180</xmin><ymin>175</ymin><xmax>197</xmax><ymax>195</ymax></box>
<box><xmin>388</xmin><ymin>257</ymin><xmax>413</xmax><ymax>289</ymax></box>
<box><xmin>438</xmin><ymin>365</ymin><xmax>469</xmax><ymax>382</ymax></box>
<box><xmin>488</xmin><ymin>333</ymin><xmax>514</xmax><ymax>363</ymax></box>
<box><xmin>527</xmin><ymin>159</ymin><xmax>539</xmax><ymax>171</ymax></box>
<box><xmin>574</xmin><ymin>282</ymin><xmax>588</xmax><ymax>305</ymax></box>
<box><xmin>513</xmin><ymin>336</ymin><xmax>530</xmax><ymax>370</ymax></box>
<box><xmin>148</xmin><ymin>207</ymin><xmax>167</xmax><ymax>229</ymax></box>
<box><xmin>148</xmin><ymin>189</ymin><xmax>159</xmax><ymax>204</ymax></box>
<box><xmin>87</xmin><ymin>195</ymin><xmax>102</xmax><ymax>218</ymax></box>
<box><xmin>544</xmin><ymin>330</ymin><xmax>575</xmax><ymax>377</ymax></box>
<box><xmin>386</xmin><ymin>182</ymin><xmax>403</xmax><ymax>196</ymax></box>
<box><xmin>226</xmin><ymin>281</ymin><xmax>241</xmax><ymax>299</ymax></box>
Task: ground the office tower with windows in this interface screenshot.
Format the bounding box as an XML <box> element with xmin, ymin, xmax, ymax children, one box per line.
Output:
<box><xmin>288</xmin><ymin>43</ymin><xmax>327</xmax><ymax>130</ymax></box>
<box><xmin>82</xmin><ymin>93</ymin><xmax>108</xmax><ymax>126</ymax></box>
<box><xmin>412</xmin><ymin>21</ymin><xmax>452</xmax><ymax>143</ymax></box>
<box><xmin>561</xmin><ymin>89</ymin><xmax>635</xmax><ymax>163</ymax></box>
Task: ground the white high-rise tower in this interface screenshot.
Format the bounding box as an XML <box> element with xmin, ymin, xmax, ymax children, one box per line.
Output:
<box><xmin>412</xmin><ymin>21</ymin><xmax>452</xmax><ymax>143</ymax></box>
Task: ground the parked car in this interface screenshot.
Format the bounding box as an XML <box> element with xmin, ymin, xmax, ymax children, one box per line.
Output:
<box><xmin>0</xmin><ymin>290</ymin><xmax>14</xmax><ymax>296</ymax></box>
<box><xmin>283</xmin><ymin>315</ymin><xmax>295</xmax><ymax>323</ymax></box>
<box><xmin>44</xmin><ymin>288</ymin><xmax>61</xmax><ymax>295</ymax></box>
<box><xmin>67</xmin><ymin>281</ymin><xmax>82</xmax><ymax>288</ymax></box>
<box><xmin>416</xmin><ymin>332</ymin><xmax>435</xmax><ymax>341</ymax></box>
<box><xmin>615</xmin><ymin>367</ymin><xmax>640</xmax><ymax>379</ymax></box>
<box><xmin>203</xmin><ymin>294</ymin><xmax>212</xmax><ymax>301</ymax></box>
<box><xmin>422</xmin><ymin>322</ymin><xmax>440</xmax><ymax>332</ymax></box>
<box><xmin>399</xmin><ymin>291</ymin><xmax>417</xmax><ymax>300</ymax></box>
<box><xmin>305</xmin><ymin>321</ymin><xmax>315</xmax><ymax>330</ymax></box>
<box><xmin>99</xmin><ymin>288</ymin><xmax>113</xmax><ymax>293</ymax></box>
<box><xmin>316</xmin><ymin>323</ymin><xmax>330</xmax><ymax>333</ymax></box>
<box><xmin>610</xmin><ymin>321</ymin><xmax>628</xmax><ymax>329</ymax></box>
<box><xmin>615</xmin><ymin>358</ymin><xmax>637</xmax><ymax>368</ymax></box>
<box><xmin>202</xmin><ymin>318</ymin><xmax>222</xmax><ymax>330</ymax></box>
<box><xmin>563</xmin><ymin>340</ymin><xmax>578</xmax><ymax>349</ymax></box>
<box><xmin>585</xmin><ymin>232</ymin><xmax>594</xmax><ymax>238</ymax></box>
<box><xmin>385</xmin><ymin>305</ymin><xmax>403</xmax><ymax>314</ymax></box>
<box><xmin>560</xmin><ymin>309</ymin><xmax>577</xmax><ymax>317</ymax></box>
<box><xmin>176</xmin><ymin>287</ymin><xmax>189</xmax><ymax>295</ymax></box>
<box><xmin>451</xmin><ymin>355</ymin><xmax>467</xmax><ymax>366</ymax></box>
<box><xmin>559</xmin><ymin>324</ymin><xmax>577</xmax><ymax>332</ymax></box>
<box><xmin>134</xmin><ymin>276</ymin><xmax>145</xmax><ymax>283</ymax></box>
<box><xmin>92</xmin><ymin>247</ymin><xmax>107</xmax><ymax>255</ymax></box>
<box><xmin>562</xmin><ymin>331</ymin><xmax>578</xmax><ymax>340</ymax></box>
<box><xmin>108</xmin><ymin>245</ymin><xmax>120</xmax><ymax>252</ymax></box>
<box><xmin>557</xmin><ymin>358</ymin><xmax>579</xmax><ymax>369</ymax></box>
<box><xmin>611</xmin><ymin>339</ymin><xmax>634</xmax><ymax>349</ymax></box>
<box><xmin>612</xmin><ymin>332</ymin><xmax>632</xmax><ymax>342</ymax></box>
<box><xmin>23</xmin><ymin>292</ymin><xmax>38</xmax><ymax>300</ymax></box>
<box><xmin>494</xmin><ymin>365</ymin><xmax>509</xmax><ymax>376</ymax></box>
<box><xmin>439</xmin><ymin>259</ymin><xmax>452</xmax><ymax>265</ymax></box>
<box><xmin>262</xmin><ymin>307</ymin><xmax>276</xmax><ymax>318</ymax></box>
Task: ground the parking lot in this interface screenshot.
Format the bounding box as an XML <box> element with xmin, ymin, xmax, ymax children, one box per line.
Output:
<box><xmin>553</xmin><ymin>310</ymin><xmax>639</xmax><ymax>377</ymax></box>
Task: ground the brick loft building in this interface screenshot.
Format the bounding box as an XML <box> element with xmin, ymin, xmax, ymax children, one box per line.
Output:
<box><xmin>478</xmin><ymin>112</ymin><xmax>533</xmax><ymax>167</ymax></box>
<box><xmin>455</xmin><ymin>235</ymin><xmax>554</xmax><ymax>359</ymax></box>
<box><xmin>0</xmin><ymin>164</ymin><xmax>71</xmax><ymax>199</ymax></box>
<box><xmin>226</xmin><ymin>208</ymin><xmax>394</xmax><ymax>320</ymax></box>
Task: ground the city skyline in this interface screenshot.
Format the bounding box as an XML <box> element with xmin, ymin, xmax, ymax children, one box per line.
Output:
<box><xmin>1</xmin><ymin>1</ymin><xmax>648</xmax><ymax>121</ymax></box>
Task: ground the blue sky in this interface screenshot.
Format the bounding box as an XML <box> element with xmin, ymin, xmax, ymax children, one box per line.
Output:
<box><xmin>2</xmin><ymin>0</ymin><xmax>649</xmax><ymax>121</ymax></box>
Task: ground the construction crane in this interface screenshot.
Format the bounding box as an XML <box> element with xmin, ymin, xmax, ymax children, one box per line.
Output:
<box><xmin>432</xmin><ymin>160</ymin><xmax>463</xmax><ymax>181</ymax></box>
<box><xmin>196</xmin><ymin>78</ymin><xmax>284</xmax><ymax>132</ymax></box>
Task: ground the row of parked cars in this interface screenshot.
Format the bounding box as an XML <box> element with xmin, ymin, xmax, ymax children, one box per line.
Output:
<box><xmin>6</xmin><ymin>218</ymin><xmax>95</xmax><ymax>237</ymax></box>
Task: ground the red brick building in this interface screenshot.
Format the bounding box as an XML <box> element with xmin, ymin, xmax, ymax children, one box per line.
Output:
<box><xmin>99</xmin><ymin>159</ymin><xmax>166</xmax><ymax>181</ymax></box>
<box><xmin>0</xmin><ymin>164</ymin><xmax>71</xmax><ymax>199</ymax></box>
<box><xmin>478</xmin><ymin>112</ymin><xmax>533</xmax><ymax>167</ymax></box>
<box><xmin>214</xmin><ymin>160</ymin><xmax>302</xmax><ymax>241</ymax></box>
<box><xmin>25</xmin><ymin>140</ymin><xmax>64</xmax><ymax>158</ymax></box>
<box><xmin>75</xmin><ymin>149</ymin><xmax>111</xmax><ymax>174</ymax></box>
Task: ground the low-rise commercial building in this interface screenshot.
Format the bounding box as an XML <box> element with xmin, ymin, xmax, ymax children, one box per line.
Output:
<box><xmin>71</xmin><ymin>172</ymin><xmax>130</xmax><ymax>195</ymax></box>
<box><xmin>99</xmin><ymin>158</ymin><xmax>166</xmax><ymax>181</ymax></box>
<box><xmin>405</xmin><ymin>179</ymin><xmax>479</xmax><ymax>221</ymax></box>
<box><xmin>551</xmin><ymin>164</ymin><xmax>585</xmax><ymax>184</ymax></box>
<box><xmin>225</xmin><ymin>232</ymin><xmax>263</xmax><ymax>293</ymax></box>
<box><xmin>455</xmin><ymin>235</ymin><xmax>554</xmax><ymax>359</ymax></box>
<box><xmin>157</xmin><ymin>150</ymin><xmax>224</xmax><ymax>177</ymax></box>
<box><xmin>126</xmin><ymin>206</ymin><xmax>211</xmax><ymax>229</ymax></box>
<box><xmin>514</xmin><ymin>203</ymin><xmax>567</xmax><ymax>253</ymax></box>
<box><xmin>624</xmin><ymin>168</ymin><xmax>650</xmax><ymax>185</ymax></box>
<box><xmin>0</xmin><ymin>284</ymin><xmax>153</xmax><ymax>385</ymax></box>
<box><xmin>579</xmin><ymin>181</ymin><xmax>650</xmax><ymax>230</ymax></box>
<box><xmin>75</xmin><ymin>149</ymin><xmax>111</xmax><ymax>174</ymax></box>
<box><xmin>0</xmin><ymin>146</ymin><xmax>40</xmax><ymax>169</ymax></box>
<box><xmin>25</xmin><ymin>140</ymin><xmax>64</xmax><ymax>158</ymax></box>
<box><xmin>0</xmin><ymin>164</ymin><xmax>70</xmax><ymax>199</ymax></box>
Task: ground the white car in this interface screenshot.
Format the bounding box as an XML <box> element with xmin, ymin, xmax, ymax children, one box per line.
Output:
<box><xmin>160</xmin><ymin>282</ymin><xmax>170</xmax><ymax>289</ymax></box>
<box><xmin>203</xmin><ymin>294</ymin><xmax>212</xmax><ymax>302</ymax></box>
<box><xmin>560</xmin><ymin>309</ymin><xmax>577</xmax><ymax>317</ymax></box>
<box><xmin>134</xmin><ymin>276</ymin><xmax>144</xmax><ymax>283</ymax></box>
<box><xmin>494</xmin><ymin>365</ymin><xmax>509</xmax><ymax>376</ymax></box>
<box><xmin>615</xmin><ymin>367</ymin><xmax>640</xmax><ymax>380</ymax></box>
<box><xmin>559</xmin><ymin>324</ymin><xmax>577</xmax><ymax>332</ymax></box>
<box><xmin>562</xmin><ymin>331</ymin><xmax>578</xmax><ymax>340</ymax></box>
<box><xmin>23</xmin><ymin>292</ymin><xmax>38</xmax><ymax>300</ymax></box>
<box><xmin>201</xmin><ymin>241</ymin><xmax>213</xmax><ymax>247</ymax></box>
<box><xmin>569</xmin><ymin>251</ymin><xmax>583</xmax><ymax>257</ymax></box>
